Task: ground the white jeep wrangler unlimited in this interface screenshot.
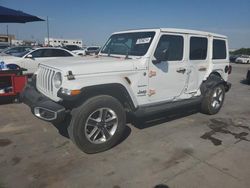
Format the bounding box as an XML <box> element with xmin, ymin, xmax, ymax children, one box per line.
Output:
<box><xmin>22</xmin><ymin>28</ymin><xmax>231</xmax><ymax>153</ymax></box>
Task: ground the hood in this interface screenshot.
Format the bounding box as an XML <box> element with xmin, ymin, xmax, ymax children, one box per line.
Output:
<box><xmin>0</xmin><ymin>55</ymin><xmax>21</xmax><ymax>63</ymax></box>
<box><xmin>40</xmin><ymin>56</ymin><xmax>137</xmax><ymax>75</ymax></box>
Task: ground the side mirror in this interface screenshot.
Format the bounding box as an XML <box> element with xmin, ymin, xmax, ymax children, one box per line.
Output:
<box><xmin>26</xmin><ymin>54</ymin><xmax>33</xmax><ymax>59</ymax></box>
<box><xmin>153</xmin><ymin>48</ymin><xmax>169</xmax><ymax>64</ymax></box>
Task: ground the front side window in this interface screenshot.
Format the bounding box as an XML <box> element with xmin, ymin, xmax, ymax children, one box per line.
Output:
<box><xmin>101</xmin><ymin>32</ymin><xmax>155</xmax><ymax>56</ymax></box>
<box><xmin>154</xmin><ymin>35</ymin><xmax>184</xmax><ymax>61</ymax></box>
<box><xmin>30</xmin><ymin>49</ymin><xmax>43</xmax><ymax>58</ymax></box>
<box><xmin>42</xmin><ymin>49</ymin><xmax>54</xmax><ymax>57</ymax></box>
<box><xmin>190</xmin><ymin>37</ymin><xmax>208</xmax><ymax>60</ymax></box>
<box><xmin>213</xmin><ymin>39</ymin><xmax>226</xmax><ymax>59</ymax></box>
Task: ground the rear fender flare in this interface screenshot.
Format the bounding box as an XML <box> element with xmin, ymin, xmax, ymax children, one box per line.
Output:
<box><xmin>200</xmin><ymin>73</ymin><xmax>228</xmax><ymax>95</ymax></box>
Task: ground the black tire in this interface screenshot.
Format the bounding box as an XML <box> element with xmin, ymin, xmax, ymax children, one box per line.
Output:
<box><xmin>201</xmin><ymin>84</ymin><xmax>225</xmax><ymax>115</ymax></box>
<box><xmin>68</xmin><ymin>95</ymin><xmax>126</xmax><ymax>154</ymax></box>
<box><xmin>247</xmin><ymin>79</ymin><xmax>250</xmax><ymax>85</ymax></box>
<box><xmin>246</xmin><ymin>71</ymin><xmax>250</xmax><ymax>84</ymax></box>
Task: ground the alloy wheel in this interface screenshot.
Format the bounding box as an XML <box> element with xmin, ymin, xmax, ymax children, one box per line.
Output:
<box><xmin>84</xmin><ymin>108</ymin><xmax>118</xmax><ymax>144</ymax></box>
<box><xmin>211</xmin><ymin>87</ymin><xmax>224</xmax><ymax>109</ymax></box>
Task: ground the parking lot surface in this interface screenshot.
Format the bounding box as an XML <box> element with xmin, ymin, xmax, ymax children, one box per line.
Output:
<box><xmin>0</xmin><ymin>63</ymin><xmax>250</xmax><ymax>188</ymax></box>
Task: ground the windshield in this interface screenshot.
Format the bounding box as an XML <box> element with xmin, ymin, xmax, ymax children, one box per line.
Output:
<box><xmin>15</xmin><ymin>50</ymin><xmax>30</xmax><ymax>57</ymax></box>
<box><xmin>101</xmin><ymin>32</ymin><xmax>155</xmax><ymax>56</ymax></box>
<box><xmin>0</xmin><ymin>45</ymin><xmax>9</xmax><ymax>49</ymax></box>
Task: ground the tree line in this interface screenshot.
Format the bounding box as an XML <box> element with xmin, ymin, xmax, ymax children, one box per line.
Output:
<box><xmin>230</xmin><ymin>48</ymin><xmax>250</xmax><ymax>55</ymax></box>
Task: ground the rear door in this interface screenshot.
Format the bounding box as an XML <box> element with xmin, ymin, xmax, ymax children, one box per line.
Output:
<box><xmin>148</xmin><ymin>33</ymin><xmax>188</xmax><ymax>102</ymax></box>
<box><xmin>185</xmin><ymin>36</ymin><xmax>209</xmax><ymax>93</ymax></box>
<box><xmin>51</xmin><ymin>49</ymin><xmax>74</xmax><ymax>57</ymax></box>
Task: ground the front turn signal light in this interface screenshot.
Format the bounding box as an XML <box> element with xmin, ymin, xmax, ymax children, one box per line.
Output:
<box><xmin>70</xmin><ymin>89</ymin><xmax>81</xmax><ymax>96</ymax></box>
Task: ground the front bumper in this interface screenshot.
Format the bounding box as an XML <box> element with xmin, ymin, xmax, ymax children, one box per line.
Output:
<box><xmin>20</xmin><ymin>83</ymin><xmax>66</xmax><ymax>122</ymax></box>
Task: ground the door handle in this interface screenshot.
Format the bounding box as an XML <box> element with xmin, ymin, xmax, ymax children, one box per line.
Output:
<box><xmin>176</xmin><ymin>68</ymin><xmax>186</xmax><ymax>74</ymax></box>
<box><xmin>199</xmin><ymin>67</ymin><xmax>207</xmax><ymax>71</ymax></box>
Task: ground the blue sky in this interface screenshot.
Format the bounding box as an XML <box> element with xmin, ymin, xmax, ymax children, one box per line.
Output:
<box><xmin>0</xmin><ymin>0</ymin><xmax>249</xmax><ymax>48</ymax></box>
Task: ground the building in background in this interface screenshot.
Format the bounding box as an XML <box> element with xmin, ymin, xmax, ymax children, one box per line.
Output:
<box><xmin>44</xmin><ymin>37</ymin><xmax>83</xmax><ymax>47</ymax></box>
<box><xmin>0</xmin><ymin>34</ymin><xmax>15</xmax><ymax>45</ymax></box>
<box><xmin>11</xmin><ymin>39</ymin><xmax>24</xmax><ymax>46</ymax></box>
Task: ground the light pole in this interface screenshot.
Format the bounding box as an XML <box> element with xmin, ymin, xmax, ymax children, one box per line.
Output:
<box><xmin>47</xmin><ymin>16</ymin><xmax>50</xmax><ymax>46</ymax></box>
<box><xmin>6</xmin><ymin>25</ymin><xmax>9</xmax><ymax>44</ymax></box>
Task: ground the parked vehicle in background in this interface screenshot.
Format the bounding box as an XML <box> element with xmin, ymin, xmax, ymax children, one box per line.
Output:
<box><xmin>0</xmin><ymin>47</ymin><xmax>76</xmax><ymax>74</ymax></box>
<box><xmin>71</xmin><ymin>47</ymin><xmax>86</xmax><ymax>56</ymax></box>
<box><xmin>0</xmin><ymin>44</ymin><xmax>10</xmax><ymax>52</ymax></box>
<box><xmin>85</xmin><ymin>46</ymin><xmax>100</xmax><ymax>55</ymax></box>
<box><xmin>229</xmin><ymin>54</ymin><xmax>241</xmax><ymax>63</ymax></box>
<box><xmin>235</xmin><ymin>55</ymin><xmax>250</xmax><ymax>64</ymax></box>
<box><xmin>63</xmin><ymin>45</ymin><xmax>83</xmax><ymax>51</ymax></box>
<box><xmin>1</xmin><ymin>46</ymin><xmax>32</xmax><ymax>56</ymax></box>
<box><xmin>72</xmin><ymin>46</ymin><xmax>100</xmax><ymax>56</ymax></box>
<box><xmin>22</xmin><ymin>28</ymin><xmax>231</xmax><ymax>154</ymax></box>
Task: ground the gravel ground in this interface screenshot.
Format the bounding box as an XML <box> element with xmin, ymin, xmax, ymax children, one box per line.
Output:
<box><xmin>0</xmin><ymin>63</ymin><xmax>250</xmax><ymax>188</ymax></box>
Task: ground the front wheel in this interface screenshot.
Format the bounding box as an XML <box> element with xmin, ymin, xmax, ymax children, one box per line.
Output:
<box><xmin>68</xmin><ymin>95</ymin><xmax>126</xmax><ymax>154</ymax></box>
<box><xmin>201</xmin><ymin>84</ymin><xmax>225</xmax><ymax>115</ymax></box>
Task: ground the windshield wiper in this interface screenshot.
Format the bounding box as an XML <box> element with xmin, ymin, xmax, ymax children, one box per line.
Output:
<box><xmin>122</xmin><ymin>43</ymin><xmax>131</xmax><ymax>59</ymax></box>
<box><xmin>102</xmin><ymin>44</ymin><xmax>132</xmax><ymax>59</ymax></box>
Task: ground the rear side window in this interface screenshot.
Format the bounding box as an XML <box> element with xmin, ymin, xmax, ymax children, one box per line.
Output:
<box><xmin>154</xmin><ymin>35</ymin><xmax>184</xmax><ymax>61</ymax></box>
<box><xmin>190</xmin><ymin>37</ymin><xmax>208</xmax><ymax>60</ymax></box>
<box><xmin>53</xmin><ymin>49</ymin><xmax>73</xmax><ymax>57</ymax></box>
<box><xmin>213</xmin><ymin>39</ymin><xmax>226</xmax><ymax>59</ymax></box>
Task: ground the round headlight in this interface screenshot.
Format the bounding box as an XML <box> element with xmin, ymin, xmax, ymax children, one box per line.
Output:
<box><xmin>53</xmin><ymin>72</ymin><xmax>62</xmax><ymax>88</ymax></box>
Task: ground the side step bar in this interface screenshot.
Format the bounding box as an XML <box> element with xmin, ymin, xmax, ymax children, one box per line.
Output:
<box><xmin>134</xmin><ymin>97</ymin><xmax>202</xmax><ymax>116</ymax></box>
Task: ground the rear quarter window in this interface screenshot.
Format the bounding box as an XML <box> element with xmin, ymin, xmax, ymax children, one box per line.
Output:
<box><xmin>213</xmin><ymin>39</ymin><xmax>227</xmax><ymax>59</ymax></box>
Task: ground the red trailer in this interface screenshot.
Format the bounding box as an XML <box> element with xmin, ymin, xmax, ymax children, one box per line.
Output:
<box><xmin>0</xmin><ymin>69</ymin><xmax>27</xmax><ymax>102</ymax></box>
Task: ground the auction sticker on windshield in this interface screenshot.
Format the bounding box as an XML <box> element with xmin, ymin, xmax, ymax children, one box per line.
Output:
<box><xmin>136</xmin><ymin>37</ymin><xmax>151</xmax><ymax>44</ymax></box>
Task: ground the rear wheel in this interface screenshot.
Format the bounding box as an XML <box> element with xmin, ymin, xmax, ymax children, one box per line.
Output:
<box><xmin>68</xmin><ymin>95</ymin><xmax>126</xmax><ymax>153</ymax></box>
<box><xmin>201</xmin><ymin>84</ymin><xmax>225</xmax><ymax>115</ymax></box>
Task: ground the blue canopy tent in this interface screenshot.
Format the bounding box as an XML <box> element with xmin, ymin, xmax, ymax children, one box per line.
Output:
<box><xmin>0</xmin><ymin>5</ymin><xmax>44</xmax><ymax>23</ymax></box>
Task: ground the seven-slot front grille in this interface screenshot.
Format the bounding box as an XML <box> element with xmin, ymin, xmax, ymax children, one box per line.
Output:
<box><xmin>37</xmin><ymin>66</ymin><xmax>56</xmax><ymax>95</ymax></box>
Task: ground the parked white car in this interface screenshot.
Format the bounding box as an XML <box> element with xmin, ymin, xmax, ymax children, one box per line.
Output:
<box><xmin>0</xmin><ymin>44</ymin><xmax>10</xmax><ymax>53</ymax></box>
<box><xmin>235</xmin><ymin>55</ymin><xmax>250</xmax><ymax>64</ymax></box>
<box><xmin>22</xmin><ymin>28</ymin><xmax>231</xmax><ymax>153</ymax></box>
<box><xmin>0</xmin><ymin>46</ymin><xmax>32</xmax><ymax>56</ymax></box>
<box><xmin>0</xmin><ymin>47</ymin><xmax>76</xmax><ymax>74</ymax></box>
<box><xmin>72</xmin><ymin>46</ymin><xmax>100</xmax><ymax>56</ymax></box>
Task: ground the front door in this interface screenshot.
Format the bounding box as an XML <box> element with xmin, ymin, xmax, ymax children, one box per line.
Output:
<box><xmin>23</xmin><ymin>49</ymin><xmax>44</xmax><ymax>74</ymax></box>
<box><xmin>23</xmin><ymin>49</ymin><xmax>55</xmax><ymax>74</ymax></box>
<box><xmin>148</xmin><ymin>33</ymin><xmax>188</xmax><ymax>103</ymax></box>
